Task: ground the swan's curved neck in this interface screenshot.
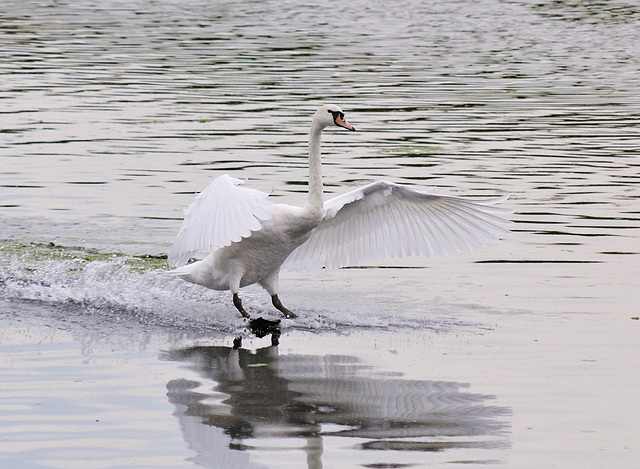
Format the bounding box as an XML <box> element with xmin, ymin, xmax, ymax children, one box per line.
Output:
<box><xmin>307</xmin><ymin>120</ymin><xmax>324</xmax><ymax>214</ymax></box>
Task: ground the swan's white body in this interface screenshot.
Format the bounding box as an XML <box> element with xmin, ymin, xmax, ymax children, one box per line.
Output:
<box><xmin>168</xmin><ymin>105</ymin><xmax>511</xmax><ymax>318</ymax></box>
<box><xmin>172</xmin><ymin>199</ymin><xmax>317</xmax><ymax>292</ymax></box>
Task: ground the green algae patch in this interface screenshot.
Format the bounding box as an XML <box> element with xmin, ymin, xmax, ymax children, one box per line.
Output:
<box><xmin>0</xmin><ymin>240</ymin><xmax>170</xmax><ymax>273</ymax></box>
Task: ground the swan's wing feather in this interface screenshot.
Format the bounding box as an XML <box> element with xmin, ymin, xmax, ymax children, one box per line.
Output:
<box><xmin>283</xmin><ymin>181</ymin><xmax>511</xmax><ymax>270</ymax></box>
<box><xmin>168</xmin><ymin>174</ymin><xmax>273</xmax><ymax>267</ymax></box>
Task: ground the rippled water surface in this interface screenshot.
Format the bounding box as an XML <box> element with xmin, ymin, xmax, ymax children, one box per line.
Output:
<box><xmin>1</xmin><ymin>0</ymin><xmax>639</xmax><ymax>468</ymax></box>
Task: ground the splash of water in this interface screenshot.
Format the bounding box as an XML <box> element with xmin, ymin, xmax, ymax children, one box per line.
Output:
<box><xmin>0</xmin><ymin>241</ymin><xmax>488</xmax><ymax>335</ymax></box>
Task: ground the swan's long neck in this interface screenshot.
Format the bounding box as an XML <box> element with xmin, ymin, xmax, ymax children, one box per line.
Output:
<box><xmin>306</xmin><ymin>120</ymin><xmax>324</xmax><ymax>215</ymax></box>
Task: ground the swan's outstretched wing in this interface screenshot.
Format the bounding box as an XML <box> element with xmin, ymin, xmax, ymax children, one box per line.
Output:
<box><xmin>283</xmin><ymin>181</ymin><xmax>511</xmax><ymax>270</ymax></box>
<box><xmin>168</xmin><ymin>174</ymin><xmax>273</xmax><ymax>267</ymax></box>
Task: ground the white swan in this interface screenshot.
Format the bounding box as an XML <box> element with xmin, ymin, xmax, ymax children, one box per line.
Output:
<box><xmin>168</xmin><ymin>104</ymin><xmax>511</xmax><ymax>319</ymax></box>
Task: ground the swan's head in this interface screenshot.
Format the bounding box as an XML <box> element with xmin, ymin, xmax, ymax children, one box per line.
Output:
<box><xmin>314</xmin><ymin>104</ymin><xmax>356</xmax><ymax>132</ymax></box>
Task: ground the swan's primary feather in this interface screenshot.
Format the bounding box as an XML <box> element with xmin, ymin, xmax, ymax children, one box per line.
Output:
<box><xmin>168</xmin><ymin>174</ymin><xmax>273</xmax><ymax>267</ymax></box>
<box><xmin>283</xmin><ymin>181</ymin><xmax>511</xmax><ymax>270</ymax></box>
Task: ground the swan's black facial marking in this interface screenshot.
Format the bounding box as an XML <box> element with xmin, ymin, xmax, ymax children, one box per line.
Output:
<box><xmin>327</xmin><ymin>109</ymin><xmax>344</xmax><ymax>123</ymax></box>
<box><xmin>328</xmin><ymin>109</ymin><xmax>356</xmax><ymax>131</ymax></box>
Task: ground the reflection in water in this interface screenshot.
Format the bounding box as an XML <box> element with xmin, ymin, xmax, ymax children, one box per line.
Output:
<box><xmin>163</xmin><ymin>343</ymin><xmax>510</xmax><ymax>468</ymax></box>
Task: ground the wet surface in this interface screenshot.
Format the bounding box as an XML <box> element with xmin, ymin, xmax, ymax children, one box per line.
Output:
<box><xmin>1</xmin><ymin>0</ymin><xmax>639</xmax><ymax>467</ymax></box>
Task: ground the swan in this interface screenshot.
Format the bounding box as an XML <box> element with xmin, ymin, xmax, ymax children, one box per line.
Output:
<box><xmin>168</xmin><ymin>104</ymin><xmax>511</xmax><ymax>319</ymax></box>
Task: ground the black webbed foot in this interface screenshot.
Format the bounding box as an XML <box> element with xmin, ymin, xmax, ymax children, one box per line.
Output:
<box><xmin>249</xmin><ymin>317</ymin><xmax>281</xmax><ymax>338</ymax></box>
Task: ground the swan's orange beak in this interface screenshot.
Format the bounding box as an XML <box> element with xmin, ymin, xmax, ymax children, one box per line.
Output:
<box><xmin>335</xmin><ymin>114</ymin><xmax>356</xmax><ymax>132</ymax></box>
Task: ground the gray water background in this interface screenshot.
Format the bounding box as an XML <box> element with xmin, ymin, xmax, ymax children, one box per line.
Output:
<box><xmin>1</xmin><ymin>0</ymin><xmax>639</xmax><ymax>468</ymax></box>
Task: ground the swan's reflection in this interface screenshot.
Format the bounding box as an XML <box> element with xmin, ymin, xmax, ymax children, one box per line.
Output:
<box><xmin>163</xmin><ymin>341</ymin><xmax>510</xmax><ymax>468</ymax></box>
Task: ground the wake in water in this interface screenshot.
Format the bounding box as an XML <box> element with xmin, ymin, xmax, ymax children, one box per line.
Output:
<box><xmin>0</xmin><ymin>241</ymin><xmax>491</xmax><ymax>336</ymax></box>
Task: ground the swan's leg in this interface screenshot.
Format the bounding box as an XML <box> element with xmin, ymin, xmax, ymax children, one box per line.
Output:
<box><xmin>232</xmin><ymin>293</ymin><xmax>250</xmax><ymax>318</ymax></box>
<box><xmin>259</xmin><ymin>271</ymin><xmax>297</xmax><ymax>319</ymax></box>
<box><xmin>229</xmin><ymin>271</ymin><xmax>250</xmax><ymax>318</ymax></box>
<box><xmin>272</xmin><ymin>294</ymin><xmax>297</xmax><ymax>319</ymax></box>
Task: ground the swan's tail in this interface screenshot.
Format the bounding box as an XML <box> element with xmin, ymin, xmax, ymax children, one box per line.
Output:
<box><xmin>166</xmin><ymin>262</ymin><xmax>198</xmax><ymax>279</ymax></box>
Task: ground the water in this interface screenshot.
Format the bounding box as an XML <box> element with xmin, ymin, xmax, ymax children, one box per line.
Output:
<box><xmin>1</xmin><ymin>0</ymin><xmax>639</xmax><ymax>467</ymax></box>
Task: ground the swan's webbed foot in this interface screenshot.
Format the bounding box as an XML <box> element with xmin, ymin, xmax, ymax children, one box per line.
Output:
<box><xmin>272</xmin><ymin>294</ymin><xmax>297</xmax><ymax>319</ymax></box>
<box><xmin>233</xmin><ymin>293</ymin><xmax>251</xmax><ymax>318</ymax></box>
<box><xmin>249</xmin><ymin>317</ymin><xmax>281</xmax><ymax>338</ymax></box>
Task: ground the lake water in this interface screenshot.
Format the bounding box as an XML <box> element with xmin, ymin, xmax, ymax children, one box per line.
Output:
<box><xmin>1</xmin><ymin>0</ymin><xmax>639</xmax><ymax>467</ymax></box>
